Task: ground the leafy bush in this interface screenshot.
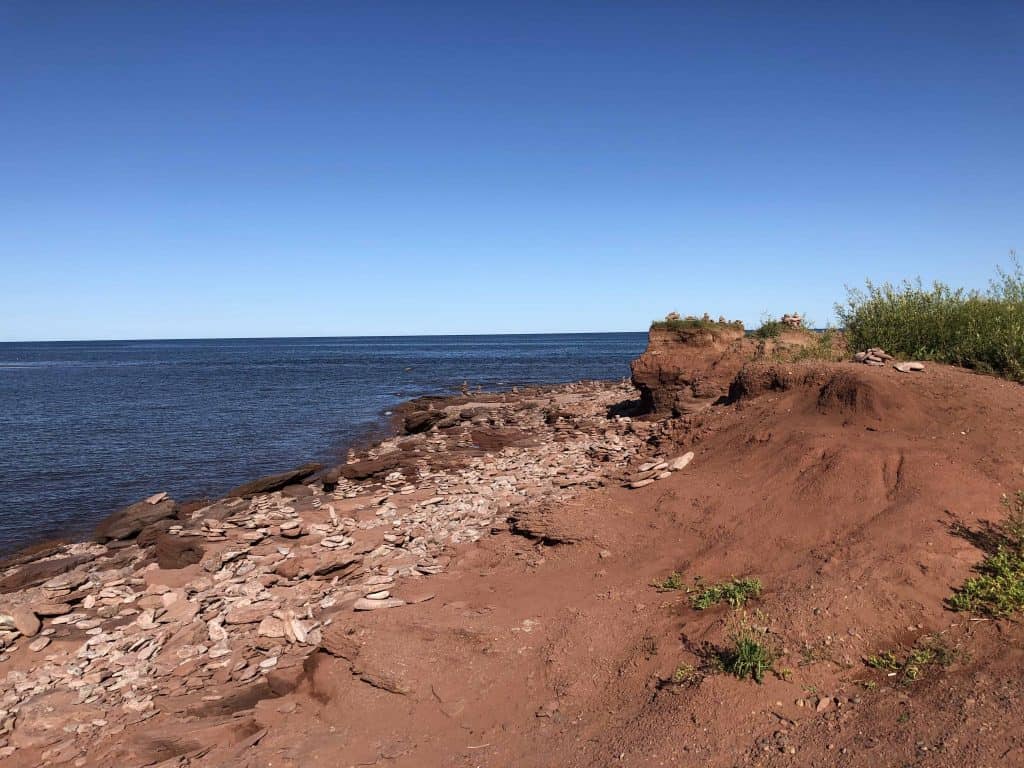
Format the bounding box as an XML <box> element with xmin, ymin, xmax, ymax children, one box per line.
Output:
<box><xmin>651</xmin><ymin>317</ymin><xmax>743</xmax><ymax>333</ymax></box>
<box><xmin>835</xmin><ymin>254</ymin><xmax>1024</xmax><ymax>381</ymax></box>
<box><xmin>753</xmin><ymin>320</ymin><xmax>785</xmax><ymax>339</ymax></box>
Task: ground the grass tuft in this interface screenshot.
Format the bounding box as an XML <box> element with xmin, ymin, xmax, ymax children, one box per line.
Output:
<box><xmin>835</xmin><ymin>253</ymin><xmax>1024</xmax><ymax>381</ymax></box>
<box><xmin>716</xmin><ymin>614</ymin><xmax>780</xmax><ymax>683</ymax></box>
<box><xmin>690</xmin><ymin>577</ymin><xmax>762</xmax><ymax>610</ymax></box>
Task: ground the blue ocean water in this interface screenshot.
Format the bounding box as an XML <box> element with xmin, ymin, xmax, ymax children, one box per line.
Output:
<box><xmin>0</xmin><ymin>333</ymin><xmax>646</xmax><ymax>555</ymax></box>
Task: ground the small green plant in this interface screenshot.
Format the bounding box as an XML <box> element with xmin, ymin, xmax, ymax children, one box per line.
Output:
<box><xmin>717</xmin><ymin>614</ymin><xmax>780</xmax><ymax>683</ymax></box>
<box><xmin>670</xmin><ymin>663</ymin><xmax>702</xmax><ymax>686</ymax></box>
<box><xmin>865</xmin><ymin>651</ymin><xmax>900</xmax><ymax>672</ymax></box>
<box><xmin>948</xmin><ymin>547</ymin><xmax>1024</xmax><ymax>616</ymax></box>
<box><xmin>690</xmin><ymin>577</ymin><xmax>762</xmax><ymax>610</ymax></box>
<box><xmin>949</xmin><ymin>490</ymin><xmax>1024</xmax><ymax>616</ymax></box>
<box><xmin>1000</xmin><ymin>490</ymin><xmax>1024</xmax><ymax>552</ymax></box>
<box><xmin>652</xmin><ymin>571</ymin><xmax>685</xmax><ymax>592</ymax></box>
<box><xmin>864</xmin><ymin>636</ymin><xmax>958</xmax><ymax>684</ymax></box>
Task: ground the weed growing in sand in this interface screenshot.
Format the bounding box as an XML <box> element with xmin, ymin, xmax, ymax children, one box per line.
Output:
<box><xmin>1000</xmin><ymin>490</ymin><xmax>1024</xmax><ymax>551</ymax></box>
<box><xmin>865</xmin><ymin>636</ymin><xmax>958</xmax><ymax>684</ymax></box>
<box><xmin>836</xmin><ymin>253</ymin><xmax>1024</xmax><ymax>381</ymax></box>
<box><xmin>670</xmin><ymin>663</ymin><xmax>703</xmax><ymax>686</ymax></box>
<box><xmin>652</xmin><ymin>572</ymin><xmax>685</xmax><ymax>592</ymax></box>
<box><xmin>950</xmin><ymin>491</ymin><xmax>1024</xmax><ymax>617</ymax></box>
<box><xmin>689</xmin><ymin>577</ymin><xmax>762</xmax><ymax>610</ymax></box>
<box><xmin>949</xmin><ymin>547</ymin><xmax>1024</xmax><ymax>616</ymax></box>
<box><xmin>717</xmin><ymin>614</ymin><xmax>780</xmax><ymax>683</ymax></box>
<box><xmin>785</xmin><ymin>329</ymin><xmax>844</xmax><ymax>363</ymax></box>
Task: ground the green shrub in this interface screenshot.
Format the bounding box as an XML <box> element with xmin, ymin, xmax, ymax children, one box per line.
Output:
<box><xmin>835</xmin><ymin>254</ymin><xmax>1024</xmax><ymax>381</ymax></box>
<box><xmin>651</xmin><ymin>317</ymin><xmax>743</xmax><ymax>333</ymax></box>
<box><xmin>754</xmin><ymin>320</ymin><xmax>785</xmax><ymax>339</ymax></box>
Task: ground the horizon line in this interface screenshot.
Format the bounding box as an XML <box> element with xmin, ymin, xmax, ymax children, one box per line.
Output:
<box><xmin>0</xmin><ymin>329</ymin><xmax>652</xmax><ymax>344</ymax></box>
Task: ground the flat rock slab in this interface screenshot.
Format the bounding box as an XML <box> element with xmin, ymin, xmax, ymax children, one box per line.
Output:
<box><xmin>668</xmin><ymin>452</ymin><xmax>695</xmax><ymax>471</ymax></box>
<box><xmin>95</xmin><ymin>498</ymin><xmax>179</xmax><ymax>542</ymax></box>
<box><xmin>226</xmin><ymin>462</ymin><xmax>322</xmax><ymax>498</ymax></box>
<box><xmin>894</xmin><ymin>362</ymin><xmax>925</xmax><ymax>373</ymax></box>
<box><xmin>353</xmin><ymin>597</ymin><xmax>406</xmax><ymax>611</ymax></box>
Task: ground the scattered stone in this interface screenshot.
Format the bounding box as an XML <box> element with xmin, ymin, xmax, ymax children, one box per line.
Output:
<box><xmin>258</xmin><ymin>617</ymin><xmax>286</xmax><ymax>638</ymax></box>
<box><xmin>630</xmin><ymin>478</ymin><xmax>655</xmax><ymax>489</ymax></box>
<box><xmin>894</xmin><ymin>362</ymin><xmax>925</xmax><ymax>373</ymax></box>
<box><xmin>8</xmin><ymin>607</ymin><xmax>41</xmax><ymax>637</ymax></box>
<box><xmin>225</xmin><ymin>604</ymin><xmax>275</xmax><ymax>625</ymax></box>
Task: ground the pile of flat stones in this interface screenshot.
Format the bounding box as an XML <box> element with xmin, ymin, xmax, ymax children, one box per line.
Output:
<box><xmin>627</xmin><ymin>451</ymin><xmax>694</xmax><ymax>489</ymax></box>
<box><xmin>0</xmin><ymin>379</ymin><xmax>662</xmax><ymax>762</ymax></box>
<box><xmin>853</xmin><ymin>347</ymin><xmax>892</xmax><ymax>366</ymax></box>
<box><xmin>853</xmin><ymin>348</ymin><xmax>925</xmax><ymax>372</ymax></box>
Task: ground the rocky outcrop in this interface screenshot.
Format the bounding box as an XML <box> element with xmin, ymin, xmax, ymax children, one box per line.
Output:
<box><xmin>403</xmin><ymin>410</ymin><xmax>444</xmax><ymax>434</ymax></box>
<box><xmin>226</xmin><ymin>463</ymin><xmax>322</xmax><ymax>498</ymax></box>
<box><xmin>630</xmin><ymin>324</ymin><xmax>749</xmax><ymax>416</ymax></box>
<box><xmin>94</xmin><ymin>498</ymin><xmax>179</xmax><ymax>543</ymax></box>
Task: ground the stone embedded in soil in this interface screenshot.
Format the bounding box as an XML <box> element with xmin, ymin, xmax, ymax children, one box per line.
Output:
<box><xmin>668</xmin><ymin>451</ymin><xmax>694</xmax><ymax>471</ymax></box>
<box><xmin>894</xmin><ymin>362</ymin><xmax>925</xmax><ymax>373</ymax></box>
<box><xmin>630</xmin><ymin>478</ymin><xmax>655</xmax><ymax>489</ymax></box>
<box><xmin>353</xmin><ymin>597</ymin><xmax>406</xmax><ymax>611</ymax></box>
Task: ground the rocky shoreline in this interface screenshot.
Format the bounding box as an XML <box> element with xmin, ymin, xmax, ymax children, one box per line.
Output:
<box><xmin>0</xmin><ymin>377</ymin><xmax>670</xmax><ymax>764</ymax></box>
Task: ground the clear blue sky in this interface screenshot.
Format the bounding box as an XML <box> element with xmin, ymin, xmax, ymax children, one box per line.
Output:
<box><xmin>1</xmin><ymin>2</ymin><xmax>1021</xmax><ymax>341</ymax></box>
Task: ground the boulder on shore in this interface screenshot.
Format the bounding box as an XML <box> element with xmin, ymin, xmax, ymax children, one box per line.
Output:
<box><xmin>403</xmin><ymin>410</ymin><xmax>444</xmax><ymax>434</ymax></box>
<box><xmin>226</xmin><ymin>462</ymin><xmax>322</xmax><ymax>498</ymax></box>
<box><xmin>94</xmin><ymin>498</ymin><xmax>179</xmax><ymax>543</ymax></box>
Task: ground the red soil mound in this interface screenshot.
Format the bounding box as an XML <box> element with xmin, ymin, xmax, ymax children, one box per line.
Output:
<box><xmin>232</xmin><ymin>362</ymin><xmax>1024</xmax><ymax>767</ymax></box>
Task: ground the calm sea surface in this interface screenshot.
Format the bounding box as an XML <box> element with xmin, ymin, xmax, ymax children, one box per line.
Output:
<box><xmin>0</xmin><ymin>333</ymin><xmax>646</xmax><ymax>555</ymax></box>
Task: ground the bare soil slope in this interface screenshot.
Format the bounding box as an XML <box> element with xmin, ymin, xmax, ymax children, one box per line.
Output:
<box><xmin>241</xmin><ymin>362</ymin><xmax>1024</xmax><ymax>767</ymax></box>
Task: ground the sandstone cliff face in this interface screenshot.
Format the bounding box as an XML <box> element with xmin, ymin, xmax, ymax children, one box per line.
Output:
<box><xmin>630</xmin><ymin>325</ymin><xmax>749</xmax><ymax>416</ymax></box>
